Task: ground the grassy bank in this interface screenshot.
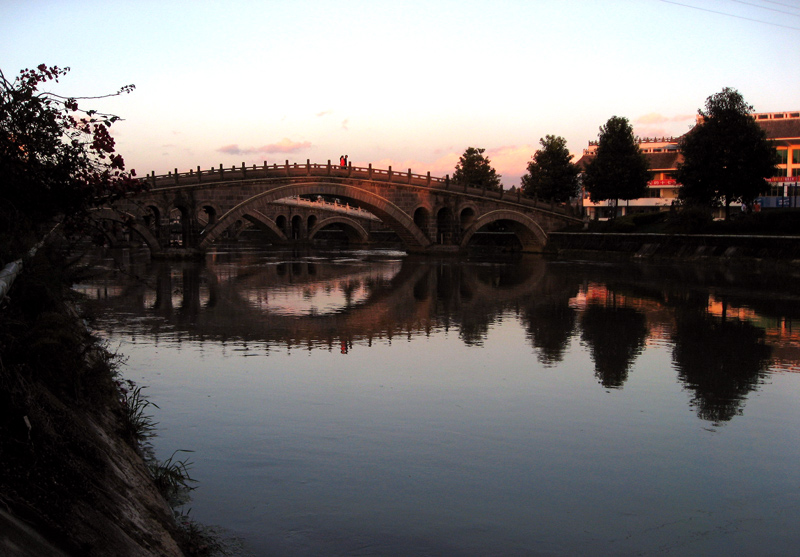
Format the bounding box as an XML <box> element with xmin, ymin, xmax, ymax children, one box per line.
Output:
<box><xmin>0</xmin><ymin>245</ymin><xmax>224</xmax><ymax>556</ymax></box>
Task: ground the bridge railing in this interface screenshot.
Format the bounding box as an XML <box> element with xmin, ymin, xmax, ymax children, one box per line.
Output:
<box><xmin>139</xmin><ymin>160</ymin><xmax>577</xmax><ymax>217</ymax></box>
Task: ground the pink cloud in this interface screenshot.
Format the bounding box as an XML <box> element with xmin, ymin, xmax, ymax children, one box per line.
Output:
<box><xmin>316</xmin><ymin>109</ymin><xmax>333</xmax><ymax>117</ymax></box>
<box><xmin>217</xmin><ymin>138</ymin><xmax>311</xmax><ymax>155</ymax></box>
<box><xmin>633</xmin><ymin>113</ymin><xmax>696</xmax><ymax>140</ymax></box>
<box><xmin>635</xmin><ymin>112</ymin><xmax>694</xmax><ymax>125</ymax></box>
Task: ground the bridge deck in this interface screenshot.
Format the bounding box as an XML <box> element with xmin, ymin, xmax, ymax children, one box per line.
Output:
<box><xmin>140</xmin><ymin>160</ymin><xmax>578</xmax><ymax>218</ymax></box>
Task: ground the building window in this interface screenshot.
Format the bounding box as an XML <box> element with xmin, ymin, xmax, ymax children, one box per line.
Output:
<box><xmin>793</xmin><ymin>168</ymin><xmax>800</xmax><ymax>177</ymax></box>
<box><xmin>793</xmin><ymin>150</ymin><xmax>800</xmax><ymax>164</ymax></box>
<box><xmin>777</xmin><ymin>149</ymin><xmax>788</xmax><ymax>164</ymax></box>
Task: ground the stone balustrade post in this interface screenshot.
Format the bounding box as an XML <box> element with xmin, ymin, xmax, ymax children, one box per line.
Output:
<box><xmin>285</xmin><ymin>160</ymin><xmax>290</xmax><ymax>177</ymax></box>
<box><xmin>427</xmin><ymin>171</ymin><xmax>431</xmax><ymax>187</ymax></box>
<box><xmin>197</xmin><ymin>166</ymin><xmax>202</xmax><ymax>183</ymax></box>
<box><xmin>307</xmin><ymin>159</ymin><xmax>311</xmax><ymax>176</ymax></box>
<box><xmin>151</xmin><ymin>171</ymin><xmax>156</xmax><ymax>187</ymax></box>
<box><xmin>388</xmin><ymin>166</ymin><xmax>392</xmax><ymax>181</ymax></box>
<box><xmin>327</xmin><ymin>160</ymin><xmax>331</xmax><ymax>175</ymax></box>
<box><xmin>242</xmin><ymin>162</ymin><xmax>246</xmax><ymax>178</ymax></box>
<box><xmin>445</xmin><ymin>174</ymin><xmax>450</xmax><ymax>190</ymax></box>
<box><xmin>368</xmin><ymin>164</ymin><xmax>373</xmax><ymax>179</ymax></box>
<box><xmin>219</xmin><ymin>164</ymin><xmax>224</xmax><ymax>179</ymax></box>
<box><xmin>408</xmin><ymin>169</ymin><xmax>412</xmax><ymax>184</ymax></box>
<box><xmin>174</xmin><ymin>168</ymin><xmax>179</xmax><ymax>186</ymax></box>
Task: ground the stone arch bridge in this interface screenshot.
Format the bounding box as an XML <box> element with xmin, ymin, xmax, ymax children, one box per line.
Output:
<box><xmin>105</xmin><ymin>160</ymin><xmax>583</xmax><ymax>257</ymax></box>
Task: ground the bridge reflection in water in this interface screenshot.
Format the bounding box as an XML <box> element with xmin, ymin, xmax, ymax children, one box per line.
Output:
<box><xmin>79</xmin><ymin>246</ymin><xmax>800</xmax><ymax>425</ymax></box>
<box><xmin>78</xmin><ymin>246</ymin><xmax>800</xmax><ymax>555</ymax></box>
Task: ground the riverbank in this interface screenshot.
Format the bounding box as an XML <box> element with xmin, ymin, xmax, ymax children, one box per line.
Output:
<box><xmin>0</xmin><ymin>248</ymin><xmax>190</xmax><ymax>556</ymax></box>
<box><xmin>547</xmin><ymin>231</ymin><xmax>800</xmax><ymax>264</ymax></box>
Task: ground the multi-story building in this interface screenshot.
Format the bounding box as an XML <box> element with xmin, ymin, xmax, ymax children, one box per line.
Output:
<box><xmin>579</xmin><ymin>111</ymin><xmax>800</xmax><ymax>220</ymax></box>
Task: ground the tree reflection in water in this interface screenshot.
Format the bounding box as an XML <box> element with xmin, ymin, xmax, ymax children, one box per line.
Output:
<box><xmin>672</xmin><ymin>304</ymin><xmax>772</xmax><ymax>424</ymax></box>
<box><xmin>581</xmin><ymin>302</ymin><xmax>648</xmax><ymax>389</ymax></box>
<box><xmin>520</xmin><ymin>270</ymin><xmax>580</xmax><ymax>366</ymax></box>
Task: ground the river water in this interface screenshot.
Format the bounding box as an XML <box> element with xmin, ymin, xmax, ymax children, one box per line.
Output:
<box><xmin>76</xmin><ymin>246</ymin><xmax>800</xmax><ymax>556</ymax></box>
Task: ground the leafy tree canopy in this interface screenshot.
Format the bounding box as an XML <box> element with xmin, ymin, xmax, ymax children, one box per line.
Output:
<box><xmin>0</xmin><ymin>64</ymin><xmax>140</xmax><ymax>260</ymax></box>
<box><xmin>583</xmin><ymin>116</ymin><xmax>650</xmax><ymax>211</ymax></box>
<box><xmin>452</xmin><ymin>147</ymin><xmax>502</xmax><ymax>192</ymax></box>
<box><xmin>521</xmin><ymin>135</ymin><xmax>579</xmax><ymax>202</ymax></box>
<box><xmin>677</xmin><ymin>87</ymin><xmax>778</xmax><ymax>219</ymax></box>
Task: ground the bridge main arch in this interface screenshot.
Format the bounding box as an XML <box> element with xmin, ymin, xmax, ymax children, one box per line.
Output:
<box><xmin>198</xmin><ymin>182</ymin><xmax>431</xmax><ymax>252</ymax></box>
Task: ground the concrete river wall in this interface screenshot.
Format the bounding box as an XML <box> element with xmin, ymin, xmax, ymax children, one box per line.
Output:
<box><xmin>547</xmin><ymin>232</ymin><xmax>800</xmax><ymax>262</ymax></box>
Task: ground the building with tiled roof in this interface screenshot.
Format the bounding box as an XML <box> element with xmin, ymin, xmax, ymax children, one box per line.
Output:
<box><xmin>579</xmin><ymin>111</ymin><xmax>800</xmax><ymax>219</ymax></box>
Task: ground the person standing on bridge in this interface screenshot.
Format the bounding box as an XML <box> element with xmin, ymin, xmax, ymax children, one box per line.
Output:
<box><xmin>339</xmin><ymin>155</ymin><xmax>345</xmax><ymax>169</ymax></box>
<box><xmin>344</xmin><ymin>155</ymin><xmax>348</xmax><ymax>168</ymax></box>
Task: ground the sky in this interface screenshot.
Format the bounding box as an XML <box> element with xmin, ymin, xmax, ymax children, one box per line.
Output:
<box><xmin>3</xmin><ymin>0</ymin><xmax>800</xmax><ymax>187</ymax></box>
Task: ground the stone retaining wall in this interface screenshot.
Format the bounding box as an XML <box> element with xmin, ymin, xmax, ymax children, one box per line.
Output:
<box><xmin>547</xmin><ymin>232</ymin><xmax>800</xmax><ymax>261</ymax></box>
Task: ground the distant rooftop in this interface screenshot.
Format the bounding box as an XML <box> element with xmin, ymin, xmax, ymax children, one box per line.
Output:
<box><xmin>752</xmin><ymin>111</ymin><xmax>800</xmax><ymax>143</ymax></box>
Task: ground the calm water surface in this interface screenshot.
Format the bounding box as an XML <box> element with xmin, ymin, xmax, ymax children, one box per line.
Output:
<box><xmin>78</xmin><ymin>247</ymin><xmax>800</xmax><ymax>556</ymax></box>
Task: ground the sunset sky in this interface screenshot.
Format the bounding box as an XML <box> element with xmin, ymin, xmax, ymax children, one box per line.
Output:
<box><xmin>4</xmin><ymin>0</ymin><xmax>800</xmax><ymax>187</ymax></box>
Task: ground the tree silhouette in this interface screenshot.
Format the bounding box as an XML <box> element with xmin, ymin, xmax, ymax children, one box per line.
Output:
<box><xmin>583</xmin><ymin>116</ymin><xmax>650</xmax><ymax>217</ymax></box>
<box><xmin>0</xmin><ymin>64</ymin><xmax>140</xmax><ymax>260</ymax></box>
<box><xmin>521</xmin><ymin>135</ymin><xmax>579</xmax><ymax>202</ymax></box>
<box><xmin>677</xmin><ymin>87</ymin><xmax>778</xmax><ymax>220</ymax></box>
<box><xmin>452</xmin><ymin>147</ymin><xmax>502</xmax><ymax>192</ymax></box>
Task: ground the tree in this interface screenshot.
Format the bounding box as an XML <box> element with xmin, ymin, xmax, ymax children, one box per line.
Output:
<box><xmin>677</xmin><ymin>87</ymin><xmax>778</xmax><ymax>220</ymax></box>
<box><xmin>452</xmin><ymin>147</ymin><xmax>502</xmax><ymax>192</ymax></box>
<box><xmin>583</xmin><ymin>116</ymin><xmax>650</xmax><ymax>217</ymax></box>
<box><xmin>0</xmin><ymin>64</ymin><xmax>140</xmax><ymax>260</ymax></box>
<box><xmin>520</xmin><ymin>135</ymin><xmax>579</xmax><ymax>202</ymax></box>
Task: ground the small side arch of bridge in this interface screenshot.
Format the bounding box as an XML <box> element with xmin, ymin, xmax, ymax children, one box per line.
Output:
<box><xmin>308</xmin><ymin>216</ymin><xmax>370</xmax><ymax>244</ymax></box>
